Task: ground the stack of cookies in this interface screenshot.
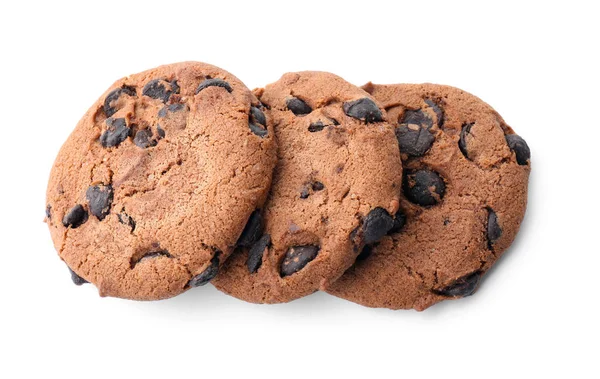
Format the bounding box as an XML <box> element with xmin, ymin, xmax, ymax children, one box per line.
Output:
<box><xmin>45</xmin><ymin>62</ymin><xmax>530</xmax><ymax>311</ymax></box>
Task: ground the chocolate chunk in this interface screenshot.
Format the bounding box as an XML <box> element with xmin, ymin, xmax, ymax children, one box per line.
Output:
<box><xmin>142</xmin><ymin>79</ymin><xmax>178</xmax><ymax>102</ymax></box>
<box><xmin>286</xmin><ymin>97</ymin><xmax>312</xmax><ymax>115</ymax></box>
<box><xmin>237</xmin><ymin>210</ymin><xmax>263</xmax><ymax>248</ymax></box>
<box><xmin>170</xmin><ymin>103</ymin><xmax>186</xmax><ymax>112</ymax></box>
<box><xmin>118</xmin><ymin>210</ymin><xmax>136</xmax><ymax>232</ymax></box>
<box><xmin>247</xmin><ymin>234</ymin><xmax>270</xmax><ymax>274</ymax></box>
<box><xmin>506</xmin><ymin>134</ymin><xmax>531</xmax><ymax>165</ymax></box>
<box><xmin>104</xmin><ymin>86</ymin><xmax>136</xmax><ymax>117</ymax></box>
<box><xmin>362</xmin><ymin>207</ymin><xmax>394</xmax><ymax>245</ymax></box>
<box><xmin>156</xmin><ymin>125</ymin><xmax>166</xmax><ymax>138</ymax></box>
<box><xmin>403</xmin><ymin>169</ymin><xmax>446</xmax><ymax>206</ymax></box>
<box><xmin>424</xmin><ymin>99</ymin><xmax>444</xmax><ymax>127</ymax></box>
<box><xmin>388</xmin><ymin>209</ymin><xmax>407</xmax><ymax>234</ymax></box>
<box><xmin>343</xmin><ymin>98</ymin><xmax>383</xmax><ymax>123</ymax></box>
<box><xmin>250</xmin><ymin>106</ymin><xmax>266</xmax><ymax>127</ymax></box>
<box><xmin>249</xmin><ymin>123</ymin><xmax>268</xmax><ymax>137</ymax></box>
<box><xmin>308</xmin><ymin>118</ymin><xmax>339</xmax><ymax>132</ymax></box>
<box><xmin>62</xmin><ymin>204</ymin><xmax>88</xmax><ymax>228</ymax></box>
<box><xmin>401</xmin><ymin>109</ymin><xmax>433</xmax><ymax>129</ymax></box>
<box><xmin>133</xmin><ymin>129</ymin><xmax>157</xmax><ymax>148</ymax></box>
<box><xmin>195</xmin><ymin>78</ymin><xmax>233</xmax><ymax>94</ymax></box>
<box><xmin>170</xmin><ymin>81</ymin><xmax>180</xmax><ymax>96</ymax></box>
<box><xmin>487</xmin><ymin>208</ymin><xmax>502</xmax><ymax>246</ymax></box>
<box><xmin>158</xmin><ymin>103</ymin><xmax>186</xmax><ymax>118</ymax></box>
<box><xmin>350</xmin><ymin>225</ymin><xmax>362</xmax><ymax>251</ymax></box>
<box><xmin>249</xmin><ymin>106</ymin><xmax>268</xmax><ymax>137</ymax></box>
<box><xmin>312</xmin><ymin>181</ymin><xmax>324</xmax><ymax>191</ymax></box>
<box><xmin>188</xmin><ymin>253</ymin><xmax>220</xmax><ymax>287</ymax></box>
<box><xmin>86</xmin><ymin>185</ymin><xmax>113</xmax><ymax>220</ymax></box>
<box><xmin>300</xmin><ymin>180</ymin><xmax>325</xmax><ymax>198</ymax></box>
<box><xmin>45</xmin><ymin>204</ymin><xmax>52</xmax><ymax>220</ymax></box>
<box><xmin>434</xmin><ymin>271</ymin><xmax>482</xmax><ymax>297</ymax></box>
<box><xmin>458</xmin><ymin>123</ymin><xmax>474</xmax><ymax>159</ymax></box>
<box><xmin>100</xmin><ymin>118</ymin><xmax>130</xmax><ymax>148</ymax></box>
<box><xmin>357</xmin><ymin>244</ymin><xmax>374</xmax><ymax>261</ymax></box>
<box><xmin>395</xmin><ymin>124</ymin><xmax>435</xmax><ymax>156</ymax></box>
<box><xmin>280</xmin><ymin>245</ymin><xmax>319</xmax><ymax>277</ymax></box>
<box><xmin>68</xmin><ymin>266</ymin><xmax>88</xmax><ymax>286</ymax></box>
<box><xmin>131</xmin><ymin>250</ymin><xmax>171</xmax><ymax>268</ymax></box>
<box><xmin>308</xmin><ymin>121</ymin><xmax>325</xmax><ymax>132</ymax></box>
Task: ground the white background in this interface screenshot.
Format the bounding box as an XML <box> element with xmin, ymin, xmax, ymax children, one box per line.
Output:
<box><xmin>1</xmin><ymin>1</ymin><xmax>598</xmax><ymax>377</ymax></box>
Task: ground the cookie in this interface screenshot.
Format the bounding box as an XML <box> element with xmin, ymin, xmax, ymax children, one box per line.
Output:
<box><xmin>212</xmin><ymin>72</ymin><xmax>402</xmax><ymax>303</ymax></box>
<box><xmin>326</xmin><ymin>83</ymin><xmax>530</xmax><ymax>311</ymax></box>
<box><xmin>45</xmin><ymin>62</ymin><xmax>277</xmax><ymax>300</ymax></box>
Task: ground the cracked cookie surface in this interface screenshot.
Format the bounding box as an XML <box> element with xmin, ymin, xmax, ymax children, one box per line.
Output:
<box><xmin>326</xmin><ymin>83</ymin><xmax>530</xmax><ymax>310</ymax></box>
<box><xmin>45</xmin><ymin>62</ymin><xmax>277</xmax><ymax>300</ymax></box>
<box><xmin>212</xmin><ymin>72</ymin><xmax>402</xmax><ymax>303</ymax></box>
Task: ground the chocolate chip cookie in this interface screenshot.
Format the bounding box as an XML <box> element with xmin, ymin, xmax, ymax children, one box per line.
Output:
<box><xmin>326</xmin><ymin>83</ymin><xmax>530</xmax><ymax>311</ymax></box>
<box><xmin>212</xmin><ymin>72</ymin><xmax>402</xmax><ymax>303</ymax></box>
<box><xmin>45</xmin><ymin>62</ymin><xmax>277</xmax><ymax>300</ymax></box>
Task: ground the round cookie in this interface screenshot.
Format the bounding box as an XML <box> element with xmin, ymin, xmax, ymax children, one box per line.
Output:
<box><xmin>326</xmin><ymin>83</ymin><xmax>531</xmax><ymax>311</ymax></box>
<box><xmin>212</xmin><ymin>72</ymin><xmax>403</xmax><ymax>303</ymax></box>
<box><xmin>45</xmin><ymin>62</ymin><xmax>277</xmax><ymax>300</ymax></box>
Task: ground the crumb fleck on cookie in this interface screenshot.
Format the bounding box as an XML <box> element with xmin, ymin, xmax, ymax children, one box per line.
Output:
<box><xmin>212</xmin><ymin>72</ymin><xmax>402</xmax><ymax>303</ymax></box>
<box><xmin>326</xmin><ymin>83</ymin><xmax>530</xmax><ymax>310</ymax></box>
<box><xmin>45</xmin><ymin>62</ymin><xmax>277</xmax><ymax>300</ymax></box>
